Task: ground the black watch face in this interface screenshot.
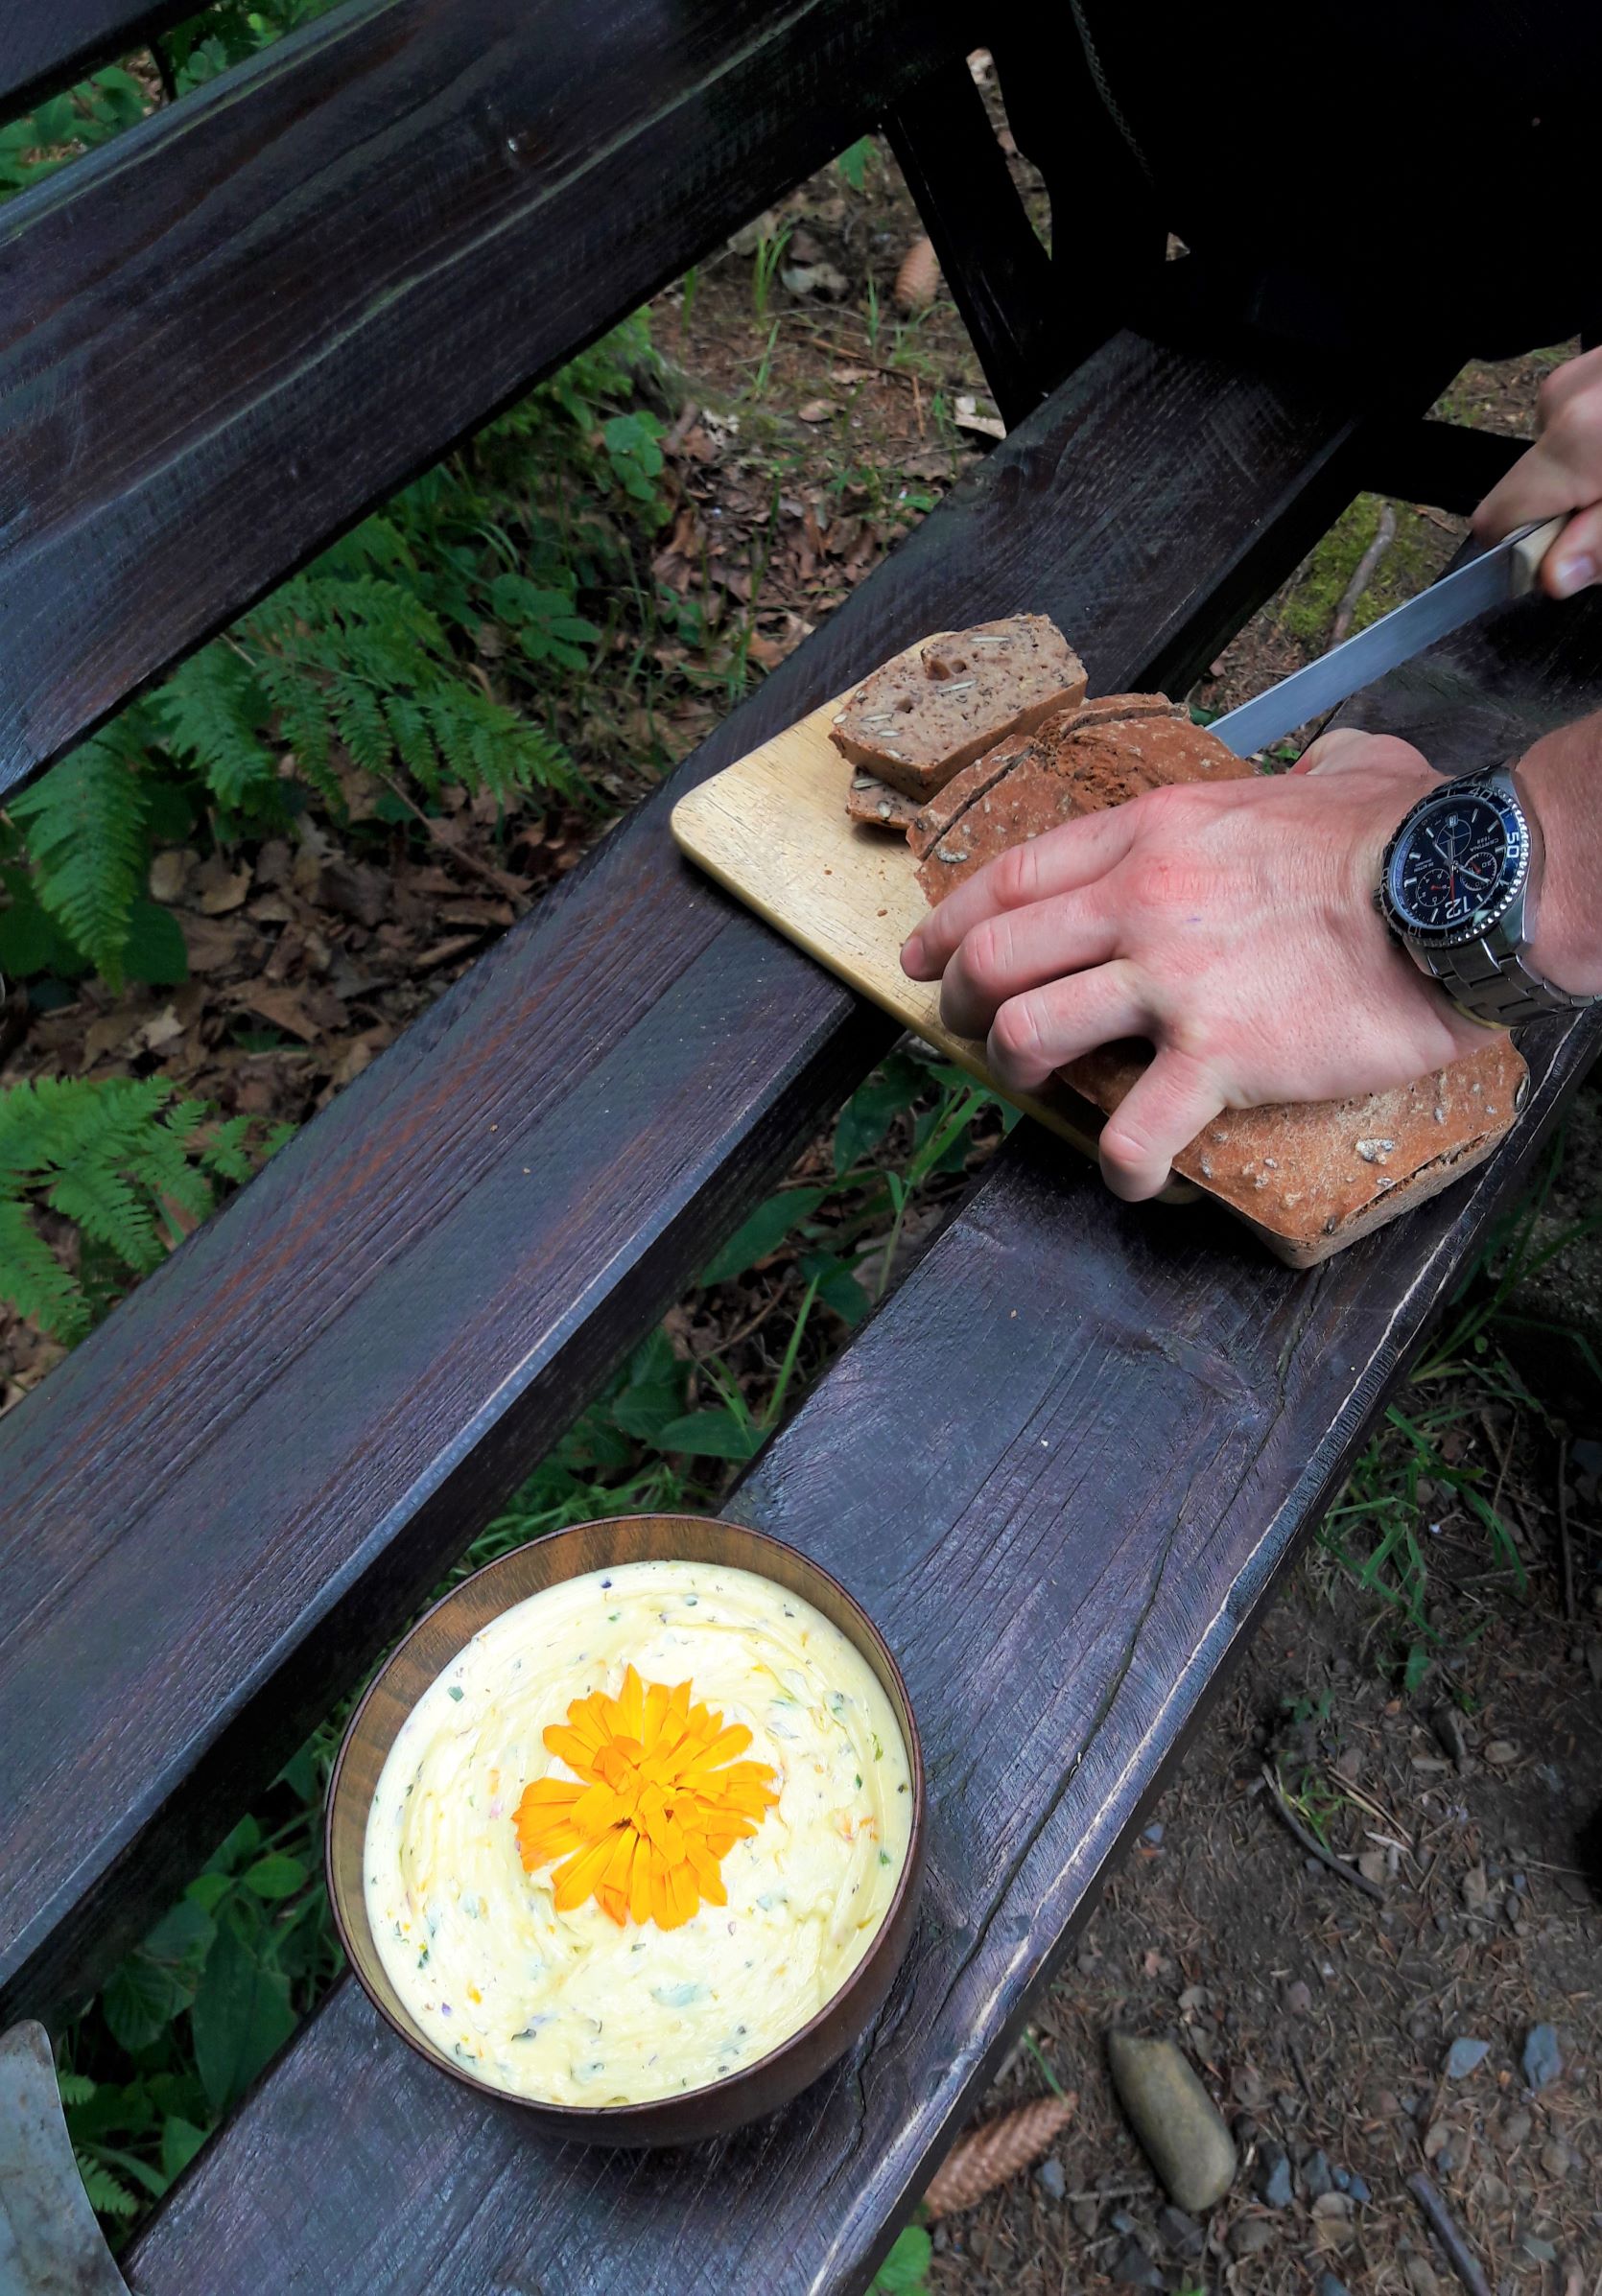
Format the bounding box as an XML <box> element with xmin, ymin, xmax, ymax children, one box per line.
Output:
<box><xmin>1386</xmin><ymin>785</ymin><xmax>1526</xmax><ymax>947</ymax></box>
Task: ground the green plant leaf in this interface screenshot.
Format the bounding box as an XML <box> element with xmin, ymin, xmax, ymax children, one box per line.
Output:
<box><xmin>698</xmin><ymin>1187</ymin><xmax>825</xmax><ymax>1286</ymax></box>
<box><xmin>243</xmin><ymin>1852</ymin><xmax>309</xmax><ymax>1901</ymax></box>
<box><xmin>161</xmin><ymin>2115</ymin><xmax>207</xmax><ymax>2181</ymax></box>
<box><xmin>103</xmin><ymin>1954</ymin><xmax>191</xmax><ymax>2053</ymax></box>
<box><xmin>869</xmin><ymin>2224</ymin><xmax>931</xmax><ymax>2295</ymax></box>
<box><xmin>652</xmin><ymin>1408</ymin><xmax>765</xmax><ymax>1462</ymax></box>
<box><xmin>10</xmin><ymin>731</ymin><xmax>151</xmax><ymax>986</ymax></box>
<box><xmin>834</xmin><ymin>1055</ymin><xmax>923</xmax><ymax>1175</ymax></box>
<box><xmin>121</xmin><ymin>897</ymin><xmax>191</xmax><ymax>986</ymax></box>
<box><xmin>189</xmin><ymin>1920</ymin><xmax>295</xmax><ymax>2115</ymax></box>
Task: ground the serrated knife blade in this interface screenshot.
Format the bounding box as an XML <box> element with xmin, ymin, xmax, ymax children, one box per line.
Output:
<box><xmin>1211</xmin><ymin>515</ymin><xmax>1565</xmax><ymax>758</ymax></box>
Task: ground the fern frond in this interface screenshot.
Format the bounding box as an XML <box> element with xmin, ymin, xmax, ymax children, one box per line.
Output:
<box><xmin>154</xmin><ymin>644</ymin><xmax>275</xmax><ymax>809</ymax></box>
<box><xmin>9</xmin><ymin>733</ymin><xmax>150</xmax><ymax>986</ymax></box>
<box><xmin>0</xmin><ymin>1199</ymin><xmax>88</xmax><ymax>1342</ymax></box>
<box><xmin>55</xmin><ymin>2069</ymin><xmax>96</xmax><ymax>2106</ymax></box>
<box><xmin>75</xmin><ymin>2154</ymin><xmax>138</xmax><ymax>2219</ymax></box>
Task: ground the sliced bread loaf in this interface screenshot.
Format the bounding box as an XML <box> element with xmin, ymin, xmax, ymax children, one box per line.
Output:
<box><xmin>830</xmin><ymin>615</ymin><xmax>1087</xmax><ymax>798</ymax></box>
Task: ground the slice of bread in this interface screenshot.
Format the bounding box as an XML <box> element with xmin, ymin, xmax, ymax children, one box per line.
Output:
<box><xmin>915</xmin><ymin>708</ymin><xmax>1251</xmax><ymax>901</ymax></box>
<box><xmin>830</xmin><ymin>615</ymin><xmax>1087</xmax><ymax>799</ymax></box>
<box><xmin>844</xmin><ymin>769</ymin><xmax>925</xmax><ymax>833</ymax></box>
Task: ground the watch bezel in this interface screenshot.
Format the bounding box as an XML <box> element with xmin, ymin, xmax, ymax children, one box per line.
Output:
<box><xmin>1379</xmin><ymin>776</ymin><xmax>1528</xmax><ymax>952</ymax></box>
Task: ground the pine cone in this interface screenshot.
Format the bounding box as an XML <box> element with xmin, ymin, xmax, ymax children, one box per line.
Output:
<box><xmin>893</xmin><ymin>236</ymin><xmax>940</xmax><ymax>315</ymax></box>
<box><xmin>923</xmin><ymin>2092</ymin><xmax>1077</xmax><ymax>2217</ymax></box>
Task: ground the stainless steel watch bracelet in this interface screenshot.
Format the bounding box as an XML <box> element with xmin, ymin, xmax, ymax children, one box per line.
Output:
<box><xmin>1415</xmin><ymin>933</ymin><xmax>1599</xmax><ymax>1027</ymax></box>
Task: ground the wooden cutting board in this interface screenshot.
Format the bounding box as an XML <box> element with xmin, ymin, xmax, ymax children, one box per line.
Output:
<box><xmin>671</xmin><ymin>690</ymin><xmax>1524</xmax><ymax>1265</ymax></box>
<box><xmin>671</xmin><ymin>696</ymin><xmax>1146</xmax><ymax>1178</ymax></box>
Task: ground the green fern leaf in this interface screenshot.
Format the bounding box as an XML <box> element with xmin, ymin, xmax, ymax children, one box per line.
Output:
<box><xmin>75</xmin><ymin>2153</ymin><xmax>139</xmax><ymax>2219</ymax></box>
<box><xmin>9</xmin><ymin>734</ymin><xmax>150</xmax><ymax>987</ymax></box>
<box><xmin>155</xmin><ymin>644</ymin><xmax>275</xmax><ymax>809</ymax></box>
<box><xmin>55</xmin><ymin>2069</ymin><xmax>96</xmax><ymax>2106</ymax></box>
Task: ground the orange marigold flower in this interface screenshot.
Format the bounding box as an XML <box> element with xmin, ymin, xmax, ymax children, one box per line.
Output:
<box><xmin>513</xmin><ymin>1664</ymin><xmax>780</xmax><ymax>1929</ymax></box>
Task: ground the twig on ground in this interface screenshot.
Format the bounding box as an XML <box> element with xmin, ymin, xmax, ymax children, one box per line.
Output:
<box><xmin>375</xmin><ymin>771</ymin><xmax>529</xmax><ymax>902</ymax></box>
<box><xmin>1558</xmin><ymin>1435</ymin><xmax>1576</xmax><ymax>1620</ymax></box>
<box><xmin>1407</xmin><ymin>2170</ymin><xmax>1493</xmax><ymax>2296</ymax></box>
<box><xmin>1331</xmin><ymin>503</ymin><xmax>1398</xmax><ymax>644</ymax></box>
<box><xmin>1260</xmin><ymin>1764</ymin><xmax>1385</xmax><ymax>1903</ymax></box>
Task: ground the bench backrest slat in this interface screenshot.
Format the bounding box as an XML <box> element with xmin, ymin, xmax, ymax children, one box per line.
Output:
<box><xmin>0</xmin><ymin>2</ymin><xmax>192</xmax><ymax>117</ymax></box>
<box><xmin>0</xmin><ymin>0</ymin><xmax>969</xmax><ymax>804</ymax></box>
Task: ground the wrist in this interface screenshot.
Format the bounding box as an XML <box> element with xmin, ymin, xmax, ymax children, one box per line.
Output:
<box><xmin>1516</xmin><ymin>718</ymin><xmax>1602</xmax><ymax>995</ymax></box>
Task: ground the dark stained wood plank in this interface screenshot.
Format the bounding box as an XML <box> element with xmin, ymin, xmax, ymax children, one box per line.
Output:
<box><xmin>883</xmin><ymin>55</ymin><xmax>1065</xmax><ymax>431</ymax></box>
<box><xmin>1358</xmin><ymin>417</ymin><xmax>1525</xmax><ymax>517</ymax></box>
<box><xmin>0</xmin><ymin>0</ymin><xmax>976</xmax><ymax>803</ymax></box>
<box><xmin>0</xmin><ymin>329</ymin><xmax>1396</xmax><ymax>2032</ymax></box>
<box><xmin>127</xmin><ymin>580</ymin><xmax>1602</xmax><ymax>2296</ymax></box>
<box><xmin>0</xmin><ymin>0</ymin><xmax>193</xmax><ymax>116</ymax></box>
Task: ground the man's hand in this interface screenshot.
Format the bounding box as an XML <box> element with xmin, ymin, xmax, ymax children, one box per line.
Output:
<box><xmin>901</xmin><ymin>732</ymin><xmax>1484</xmax><ymax>1202</ymax></box>
<box><xmin>1473</xmin><ymin>343</ymin><xmax>1602</xmax><ymax>597</ymax></box>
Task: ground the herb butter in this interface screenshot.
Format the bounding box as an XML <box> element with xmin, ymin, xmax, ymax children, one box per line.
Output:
<box><xmin>365</xmin><ymin>1558</ymin><xmax>911</xmax><ymax>2105</ymax></box>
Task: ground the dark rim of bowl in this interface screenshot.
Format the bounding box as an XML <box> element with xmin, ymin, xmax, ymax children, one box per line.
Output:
<box><xmin>325</xmin><ymin>1514</ymin><xmax>926</xmax><ymax>2123</ymax></box>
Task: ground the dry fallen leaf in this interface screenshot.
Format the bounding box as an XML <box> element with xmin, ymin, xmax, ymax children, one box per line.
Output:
<box><xmin>796</xmin><ymin>400</ymin><xmax>835</xmax><ymax>424</ymax></box>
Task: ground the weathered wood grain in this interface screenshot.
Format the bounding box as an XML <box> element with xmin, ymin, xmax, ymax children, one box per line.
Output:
<box><xmin>127</xmin><ymin>582</ymin><xmax>1602</xmax><ymax>2296</ymax></box>
<box><xmin>0</xmin><ymin>0</ymin><xmax>193</xmax><ymax>115</ymax></box>
<box><xmin>0</xmin><ymin>0</ymin><xmax>976</xmax><ymax>801</ymax></box>
<box><xmin>0</xmin><ymin>329</ymin><xmax>1390</xmax><ymax>2033</ymax></box>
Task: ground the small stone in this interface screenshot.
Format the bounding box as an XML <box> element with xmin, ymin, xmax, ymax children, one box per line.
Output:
<box><xmin>1461</xmin><ymin>1863</ymin><xmax>1491</xmax><ymax>1913</ymax></box>
<box><xmin>1311</xmin><ymin>2192</ymin><xmax>1354</xmax><ymax>2221</ymax></box>
<box><xmin>1484</xmin><ymin>1739</ymin><xmax>1518</xmax><ymax>1766</ymax></box>
<box><xmin>1432</xmin><ymin>1705</ymin><xmax>1469</xmax><ymax>1767</ymax></box>
<box><xmin>1501</xmin><ymin>2107</ymin><xmax>1531</xmax><ymax>2146</ymax></box>
<box><xmin>1346</xmin><ymin>2172</ymin><xmax>1371</xmax><ymax>2205</ymax></box>
<box><xmin>1522</xmin><ymin>2236</ymin><xmax>1558</xmax><ymax>2264</ymax></box>
<box><xmin>1158</xmin><ymin>2205</ymin><xmax>1203</xmax><ymax>2257</ymax></box>
<box><xmin>1284</xmin><ymin>1980</ymin><xmax>1312</xmax><ymax>2014</ymax></box>
<box><xmin>1229</xmin><ymin>2216</ymin><xmax>1275</xmax><ymax>2258</ymax></box>
<box><xmin>931</xmin><ymin>2226</ymin><xmax>949</xmax><ymax>2253</ymax></box>
<box><xmin>1071</xmin><ymin>2200</ymin><xmax>1097</xmax><ymax>2237</ymax></box>
<box><xmin>1302</xmin><ymin>2148</ymin><xmax>1334</xmax><ymax>2200</ymax></box>
<box><xmin>1424</xmin><ymin>2120</ymin><xmax>1451</xmax><ymax>2161</ymax></box>
<box><xmin>1255</xmin><ymin>2144</ymin><xmax>1294</xmax><ymax>2209</ymax></box>
<box><xmin>1142</xmin><ymin>1821</ymin><xmax>1165</xmax><ymax>1845</ymax></box>
<box><xmin>1355</xmin><ymin>1136</ymin><xmax>1396</xmax><ymax>1162</ymax></box>
<box><xmin>1445</xmin><ymin>2036</ymin><xmax>1491</xmax><ymax>2079</ymax></box>
<box><xmin>1540</xmin><ymin>2138</ymin><xmax>1571</xmax><ymax>2179</ymax></box>
<box><xmin>1112</xmin><ymin>2241</ymin><xmax>1166</xmax><ymax>2289</ymax></box>
<box><xmin>1317</xmin><ymin>2278</ymin><xmax>1353</xmax><ymax>2296</ymax></box>
<box><xmin>1331</xmin><ymin>2166</ymin><xmax>1351</xmax><ymax>2191</ymax></box>
<box><xmin>1106</xmin><ymin>2028</ymin><xmax>1237</xmax><ymax>2214</ymax></box>
<box><xmin>1034</xmin><ymin>2155</ymin><xmax>1066</xmax><ymax>2201</ymax></box>
<box><xmin>796</xmin><ymin>399</ymin><xmax>835</xmax><ymax>423</ymax></box>
<box><xmin>1109</xmin><ymin>2210</ymin><xmax>1138</xmax><ymax>2237</ymax></box>
<box><xmin>1522</xmin><ymin>2024</ymin><xmax>1563</xmax><ymax>2089</ymax></box>
<box><xmin>1404</xmin><ymin>2256</ymin><xmax>1442</xmax><ymax>2295</ymax></box>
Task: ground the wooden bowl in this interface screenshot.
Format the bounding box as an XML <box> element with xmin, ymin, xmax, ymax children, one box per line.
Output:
<box><xmin>326</xmin><ymin>1513</ymin><xmax>927</xmax><ymax>2145</ymax></box>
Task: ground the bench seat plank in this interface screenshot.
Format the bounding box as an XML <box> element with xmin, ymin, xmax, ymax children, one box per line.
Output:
<box><xmin>127</xmin><ymin>584</ymin><xmax>1602</xmax><ymax>2294</ymax></box>
<box><xmin>0</xmin><ymin>0</ymin><xmax>975</xmax><ymax>800</ymax></box>
<box><xmin>0</xmin><ymin>329</ymin><xmax>1386</xmax><ymax>2031</ymax></box>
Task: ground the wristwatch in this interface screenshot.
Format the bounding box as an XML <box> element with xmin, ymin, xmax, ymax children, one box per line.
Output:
<box><xmin>1377</xmin><ymin>763</ymin><xmax>1598</xmax><ymax>1028</ymax></box>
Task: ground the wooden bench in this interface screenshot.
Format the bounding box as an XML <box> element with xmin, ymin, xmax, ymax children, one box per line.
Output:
<box><xmin>2</xmin><ymin>5</ymin><xmax>1598</xmax><ymax>2290</ymax></box>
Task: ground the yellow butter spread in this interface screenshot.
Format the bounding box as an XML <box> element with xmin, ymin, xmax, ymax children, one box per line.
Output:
<box><xmin>365</xmin><ymin>1558</ymin><xmax>912</xmax><ymax>2105</ymax></box>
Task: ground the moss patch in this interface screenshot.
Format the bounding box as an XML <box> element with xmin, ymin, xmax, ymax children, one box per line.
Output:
<box><xmin>1276</xmin><ymin>492</ymin><xmax>1455</xmax><ymax>650</ymax></box>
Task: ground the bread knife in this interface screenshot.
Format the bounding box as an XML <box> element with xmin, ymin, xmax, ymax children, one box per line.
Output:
<box><xmin>1211</xmin><ymin>516</ymin><xmax>1566</xmax><ymax>758</ymax></box>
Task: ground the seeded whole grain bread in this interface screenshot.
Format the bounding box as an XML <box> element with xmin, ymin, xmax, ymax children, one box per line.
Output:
<box><xmin>915</xmin><ymin>707</ymin><xmax>1252</xmax><ymax>901</ymax></box>
<box><xmin>830</xmin><ymin>615</ymin><xmax>1088</xmax><ymax>799</ymax></box>
<box><xmin>1068</xmin><ymin>1039</ymin><xmax>1525</xmax><ymax>1254</ymax></box>
<box><xmin>844</xmin><ymin>769</ymin><xmax>924</xmax><ymax>833</ymax></box>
